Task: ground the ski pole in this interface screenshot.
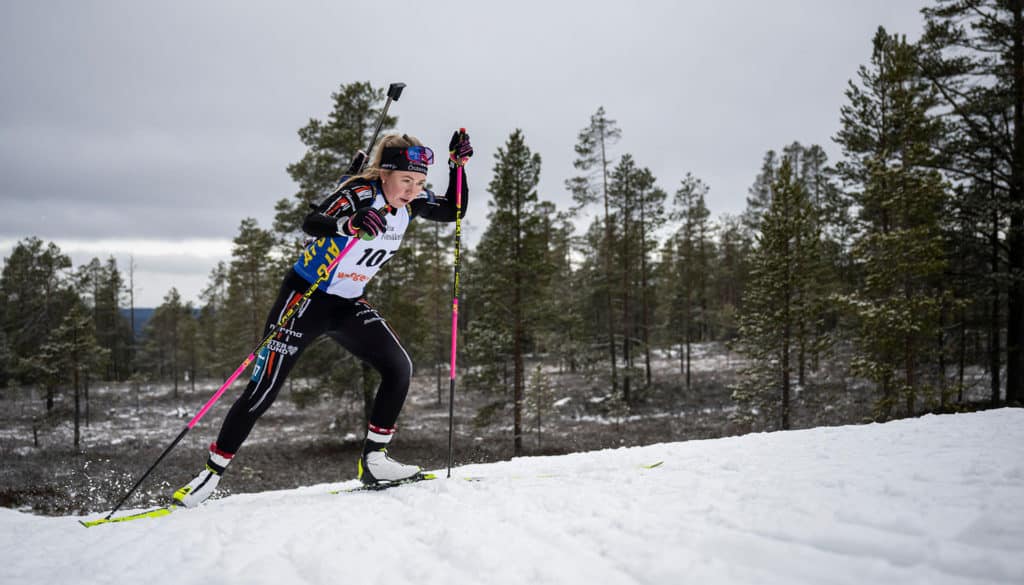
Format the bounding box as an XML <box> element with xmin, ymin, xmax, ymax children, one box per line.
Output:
<box><xmin>447</xmin><ymin>128</ymin><xmax>467</xmax><ymax>478</ymax></box>
<box><xmin>362</xmin><ymin>82</ymin><xmax>405</xmax><ymax>169</ymax></box>
<box><xmin>104</xmin><ymin>237</ymin><xmax>360</xmax><ymax>519</ymax></box>
<box><xmin>104</xmin><ymin>83</ymin><xmax>407</xmax><ymax>519</ymax></box>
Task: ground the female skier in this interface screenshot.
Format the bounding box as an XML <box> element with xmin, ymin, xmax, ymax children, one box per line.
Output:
<box><xmin>173</xmin><ymin>130</ymin><xmax>473</xmax><ymax>506</ymax></box>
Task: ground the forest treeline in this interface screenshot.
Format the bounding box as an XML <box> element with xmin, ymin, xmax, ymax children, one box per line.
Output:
<box><xmin>2</xmin><ymin>2</ymin><xmax>1020</xmax><ymax>453</ymax></box>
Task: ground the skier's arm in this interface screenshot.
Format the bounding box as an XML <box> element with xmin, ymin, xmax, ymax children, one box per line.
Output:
<box><xmin>411</xmin><ymin>130</ymin><xmax>473</xmax><ymax>222</ymax></box>
<box><xmin>302</xmin><ymin>182</ymin><xmax>377</xmax><ymax>237</ymax></box>
<box><xmin>409</xmin><ymin>164</ymin><xmax>469</xmax><ymax>222</ymax></box>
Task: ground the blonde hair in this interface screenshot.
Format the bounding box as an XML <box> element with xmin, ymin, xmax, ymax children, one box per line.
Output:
<box><xmin>340</xmin><ymin>133</ymin><xmax>424</xmax><ymax>188</ymax></box>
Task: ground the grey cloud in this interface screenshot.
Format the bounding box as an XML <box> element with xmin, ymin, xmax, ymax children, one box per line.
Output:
<box><xmin>1</xmin><ymin>0</ymin><xmax>930</xmax><ymax>300</ymax></box>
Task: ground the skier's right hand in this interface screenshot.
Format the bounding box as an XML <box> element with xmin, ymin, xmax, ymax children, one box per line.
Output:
<box><xmin>340</xmin><ymin>207</ymin><xmax>387</xmax><ymax>240</ymax></box>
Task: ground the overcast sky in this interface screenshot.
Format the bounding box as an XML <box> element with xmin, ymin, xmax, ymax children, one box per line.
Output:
<box><xmin>0</xmin><ymin>0</ymin><xmax>928</xmax><ymax>307</ymax></box>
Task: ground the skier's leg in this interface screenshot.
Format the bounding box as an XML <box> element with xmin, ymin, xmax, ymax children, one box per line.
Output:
<box><xmin>174</xmin><ymin>272</ymin><xmax>332</xmax><ymax>507</ymax></box>
<box><xmin>328</xmin><ymin>298</ymin><xmax>421</xmax><ymax>484</ymax></box>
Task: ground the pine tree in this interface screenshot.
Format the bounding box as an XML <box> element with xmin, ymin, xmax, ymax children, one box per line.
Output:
<box><xmin>834</xmin><ymin>27</ymin><xmax>951</xmax><ymax>418</ymax></box>
<box><xmin>419</xmin><ymin>207</ymin><xmax>456</xmax><ymax>404</ymax></box>
<box><xmin>0</xmin><ymin>238</ymin><xmax>77</xmax><ymax>391</ymax></box>
<box><xmin>536</xmin><ymin>207</ymin><xmax>582</xmax><ymax>373</ymax></box>
<box><xmin>468</xmin><ymin>129</ymin><xmax>550</xmax><ymax>456</ymax></box>
<box><xmin>275</xmin><ymin>81</ymin><xmax>398</xmax><ymax>255</ymax></box>
<box><xmin>733</xmin><ymin>158</ymin><xmax>824</xmax><ymax>430</ymax></box>
<box><xmin>567</xmin><ymin>107</ymin><xmax>622</xmax><ymax>394</ymax></box>
<box><xmin>42</xmin><ymin>303</ymin><xmax>105</xmax><ymax>446</ymax></box>
<box><xmin>609</xmin><ymin>154</ymin><xmax>640</xmax><ymax>403</ymax></box>
<box><xmin>635</xmin><ymin>171</ymin><xmax>667</xmax><ymax>386</ymax></box>
<box><xmin>74</xmin><ymin>257</ymin><xmax>133</xmax><ymax>382</ymax></box>
<box><xmin>140</xmin><ymin>288</ymin><xmax>195</xmax><ymax>397</ymax></box>
<box><xmin>526</xmin><ymin>364</ymin><xmax>555</xmax><ymax>451</ymax></box>
<box><xmin>605</xmin><ymin>158</ymin><xmax>667</xmax><ymax>397</ymax></box>
<box><xmin>197</xmin><ymin>261</ymin><xmax>230</xmax><ymax>379</ymax></box>
<box><xmin>226</xmin><ymin>218</ymin><xmax>277</xmax><ymax>350</ymax></box>
<box><xmin>713</xmin><ymin>214</ymin><xmax>754</xmax><ymax>340</ymax></box>
<box><xmin>743</xmin><ymin>151</ymin><xmax>777</xmax><ymax>234</ymax></box>
<box><xmin>920</xmin><ymin>0</ymin><xmax>1024</xmax><ymax>404</ymax></box>
<box><xmin>670</xmin><ymin>173</ymin><xmax>714</xmax><ymax>391</ymax></box>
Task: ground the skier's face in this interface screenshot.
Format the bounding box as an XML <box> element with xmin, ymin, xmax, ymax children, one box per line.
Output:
<box><xmin>381</xmin><ymin>170</ymin><xmax>427</xmax><ymax>208</ymax></box>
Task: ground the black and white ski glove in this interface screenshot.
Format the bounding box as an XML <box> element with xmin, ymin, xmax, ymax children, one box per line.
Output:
<box><xmin>448</xmin><ymin>130</ymin><xmax>473</xmax><ymax>168</ymax></box>
<box><xmin>340</xmin><ymin>207</ymin><xmax>387</xmax><ymax>240</ymax></box>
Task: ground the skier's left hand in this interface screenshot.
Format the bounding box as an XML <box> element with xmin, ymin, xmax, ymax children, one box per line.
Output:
<box><xmin>449</xmin><ymin>130</ymin><xmax>473</xmax><ymax>167</ymax></box>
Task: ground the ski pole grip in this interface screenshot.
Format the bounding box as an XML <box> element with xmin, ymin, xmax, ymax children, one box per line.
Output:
<box><xmin>388</xmin><ymin>82</ymin><xmax>406</xmax><ymax>101</ymax></box>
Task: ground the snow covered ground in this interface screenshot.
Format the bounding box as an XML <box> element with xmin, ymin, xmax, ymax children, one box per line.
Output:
<box><xmin>2</xmin><ymin>409</ymin><xmax>1022</xmax><ymax>585</ymax></box>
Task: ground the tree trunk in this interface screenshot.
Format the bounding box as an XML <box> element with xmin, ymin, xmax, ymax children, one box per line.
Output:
<box><xmin>622</xmin><ymin>199</ymin><xmax>631</xmax><ymax>404</ymax></box>
<box><xmin>74</xmin><ymin>318</ymin><xmax>81</xmax><ymax>448</ymax></box>
<box><xmin>1006</xmin><ymin>0</ymin><xmax>1024</xmax><ymax>404</ymax></box>
<box><xmin>638</xmin><ymin>186</ymin><xmax>652</xmax><ymax>387</ymax></box>
<box><xmin>938</xmin><ymin>305</ymin><xmax>947</xmax><ymax>408</ymax></box>
<box><xmin>600</xmin><ymin>128</ymin><xmax>618</xmax><ymax>395</ymax></box>
<box><xmin>84</xmin><ymin>376</ymin><xmax>90</xmax><ymax>427</ymax></box>
<box><xmin>905</xmin><ymin>336</ymin><xmax>917</xmax><ymax>416</ymax></box>
<box><xmin>513</xmin><ymin>174</ymin><xmax>526</xmax><ymax>457</ymax></box>
<box><xmin>685</xmin><ymin>336</ymin><xmax>692</xmax><ymax>392</ymax></box>
<box><xmin>513</xmin><ymin>281</ymin><xmax>525</xmax><ymax>456</ymax></box>
<box><xmin>991</xmin><ymin>206</ymin><xmax>1002</xmax><ymax>405</ymax></box>
<box><xmin>958</xmin><ymin>305</ymin><xmax>966</xmax><ymax>404</ymax></box>
<box><xmin>74</xmin><ymin>368</ymin><xmax>81</xmax><ymax>448</ymax></box>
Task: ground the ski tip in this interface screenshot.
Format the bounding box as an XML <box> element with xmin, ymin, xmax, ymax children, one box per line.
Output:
<box><xmin>643</xmin><ymin>461</ymin><xmax>664</xmax><ymax>469</ymax></box>
<box><xmin>79</xmin><ymin>505</ymin><xmax>176</xmax><ymax>527</ymax></box>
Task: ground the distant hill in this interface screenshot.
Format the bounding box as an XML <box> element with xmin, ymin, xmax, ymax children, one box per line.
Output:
<box><xmin>120</xmin><ymin>308</ymin><xmax>154</xmax><ymax>338</ymax></box>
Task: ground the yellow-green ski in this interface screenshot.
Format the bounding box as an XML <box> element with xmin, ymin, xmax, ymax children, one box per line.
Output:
<box><xmin>79</xmin><ymin>505</ymin><xmax>177</xmax><ymax>527</ymax></box>
<box><xmin>331</xmin><ymin>473</ymin><xmax>438</xmax><ymax>494</ymax></box>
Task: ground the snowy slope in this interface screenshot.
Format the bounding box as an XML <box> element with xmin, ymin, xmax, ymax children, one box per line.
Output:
<box><xmin>2</xmin><ymin>409</ymin><xmax>1022</xmax><ymax>585</ymax></box>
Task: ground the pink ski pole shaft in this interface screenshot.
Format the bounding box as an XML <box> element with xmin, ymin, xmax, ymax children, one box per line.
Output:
<box><xmin>105</xmin><ymin>236</ymin><xmax>360</xmax><ymax>519</ymax></box>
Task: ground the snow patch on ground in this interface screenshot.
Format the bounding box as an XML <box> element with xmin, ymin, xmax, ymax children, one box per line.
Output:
<box><xmin>2</xmin><ymin>409</ymin><xmax>1022</xmax><ymax>585</ymax></box>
